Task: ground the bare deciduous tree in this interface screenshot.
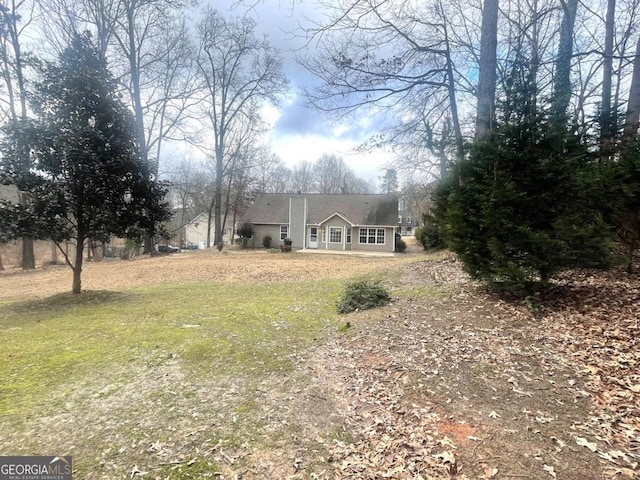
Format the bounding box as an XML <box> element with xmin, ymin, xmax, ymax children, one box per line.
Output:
<box><xmin>299</xmin><ymin>0</ymin><xmax>478</xmax><ymax>180</ymax></box>
<box><xmin>623</xmin><ymin>35</ymin><xmax>640</xmax><ymax>142</ymax></box>
<box><xmin>35</xmin><ymin>0</ymin><xmax>118</xmax><ymax>61</ymax></box>
<box><xmin>600</xmin><ymin>0</ymin><xmax>616</xmax><ymax>157</ymax></box>
<box><xmin>475</xmin><ymin>0</ymin><xmax>499</xmax><ymax>139</ymax></box>
<box><xmin>551</xmin><ymin>0</ymin><xmax>578</xmax><ymax>131</ymax></box>
<box><xmin>290</xmin><ymin>159</ymin><xmax>314</xmax><ymax>193</ymax></box>
<box><xmin>252</xmin><ymin>154</ymin><xmax>291</xmax><ymax>193</ymax></box>
<box><xmin>195</xmin><ymin>7</ymin><xmax>287</xmax><ymax>246</ymax></box>
<box><xmin>0</xmin><ymin>0</ymin><xmax>36</xmax><ymax>269</ymax></box>
<box><xmin>312</xmin><ymin>153</ymin><xmax>370</xmax><ymax>194</ymax></box>
<box><xmin>35</xmin><ymin>0</ymin><xmax>198</xmax><ymax>255</ymax></box>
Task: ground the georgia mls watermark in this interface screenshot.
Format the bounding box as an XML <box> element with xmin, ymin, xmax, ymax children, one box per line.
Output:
<box><xmin>0</xmin><ymin>456</ymin><xmax>72</xmax><ymax>480</ymax></box>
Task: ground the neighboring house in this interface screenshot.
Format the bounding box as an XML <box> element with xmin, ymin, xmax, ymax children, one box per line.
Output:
<box><xmin>172</xmin><ymin>212</ymin><xmax>235</xmax><ymax>249</ymax></box>
<box><xmin>398</xmin><ymin>212</ymin><xmax>419</xmax><ymax>236</ymax></box>
<box><xmin>240</xmin><ymin>193</ymin><xmax>399</xmax><ymax>253</ymax></box>
<box><xmin>167</xmin><ymin>207</ymin><xmax>191</xmax><ymax>247</ymax></box>
<box><xmin>0</xmin><ymin>184</ymin><xmax>19</xmax><ymax>203</ymax></box>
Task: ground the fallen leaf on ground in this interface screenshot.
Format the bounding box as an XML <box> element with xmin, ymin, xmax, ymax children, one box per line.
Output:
<box><xmin>434</xmin><ymin>451</ymin><xmax>455</xmax><ymax>465</ymax></box>
<box><xmin>483</xmin><ymin>465</ymin><xmax>498</xmax><ymax>478</ymax></box>
<box><xmin>576</xmin><ymin>436</ymin><xmax>598</xmax><ymax>452</ymax></box>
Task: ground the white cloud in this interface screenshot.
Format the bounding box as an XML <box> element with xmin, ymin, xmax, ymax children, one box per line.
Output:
<box><xmin>199</xmin><ymin>0</ymin><xmax>397</xmax><ymax>184</ymax></box>
<box><xmin>270</xmin><ymin>131</ymin><xmax>389</xmax><ymax>183</ymax></box>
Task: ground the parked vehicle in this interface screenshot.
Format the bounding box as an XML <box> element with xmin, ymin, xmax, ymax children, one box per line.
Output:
<box><xmin>157</xmin><ymin>244</ymin><xmax>180</xmax><ymax>253</ymax></box>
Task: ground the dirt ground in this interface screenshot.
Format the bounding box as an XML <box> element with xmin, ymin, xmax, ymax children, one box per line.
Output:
<box><xmin>314</xmin><ymin>258</ymin><xmax>638</xmax><ymax>479</ymax></box>
<box><xmin>1</xmin><ymin>241</ymin><xmax>637</xmax><ymax>479</ymax></box>
<box><xmin>0</xmin><ymin>244</ymin><xmax>410</xmax><ymax>301</ymax></box>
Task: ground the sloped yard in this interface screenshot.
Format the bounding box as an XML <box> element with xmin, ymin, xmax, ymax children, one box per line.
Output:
<box><xmin>315</xmin><ymin>258</ymin><xmax>639</xmax><ymax>479</ymax></box>
<box><xmin>0</xmin><ymin>247</ymin><xmax>637</xmax><ymax>479</ymax></box>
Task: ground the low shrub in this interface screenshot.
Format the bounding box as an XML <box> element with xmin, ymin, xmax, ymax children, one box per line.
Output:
<box><xmin>395</xmin><ymin>237</ymin><xmax>407</xmax><ymax>252</ymax></box>
<box><xmin>336</xmin><ymin>279</ymin><xmax>391</xmax><ymax>314</ymax></box>
<box><xmin>263</xmin><ymin>235</ymin><xmax>272</xmax><ymax>249</ymax></box>
<box><xmin>237</xmin><ymin>223</ymin><xmax>253</xmax><ymax>238</ymax></box>
<box><xmin>237</xmin><ymin>223</ymin><xmax>253</xmax><ymax>249</ymax></box>
<box><xmin>415</xmin><ymin>214</ymin><xmax>446</xmax><ymax>250</ymax></box>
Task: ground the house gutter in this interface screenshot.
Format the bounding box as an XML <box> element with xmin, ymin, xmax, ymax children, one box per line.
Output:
<box><xmin>303</xmin><ymin>197</ymin><xmax>307</xmax><ymax>249</ymax></box>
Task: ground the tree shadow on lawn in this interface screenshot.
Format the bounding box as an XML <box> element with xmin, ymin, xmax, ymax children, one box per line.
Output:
<box><xmin>0</xmin><ymin>290</ymin><xmax>136</xmax><ymax>313</ymax></box>
<box><xmin>0</xmin><ymin>290</ymin><xmax>138</xmax><ymax>320</ymax></box>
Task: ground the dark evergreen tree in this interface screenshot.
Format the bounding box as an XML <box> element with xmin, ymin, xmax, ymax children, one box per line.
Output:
<box><xmin>379</xmin><ymin>168</ymin><xmax>399</xmax><ymax>194</ymax></box>
<box><xmin>0</xmin><ymin>33</ymin><xmax>172</xmax><ymax>293</ymax></box>
<box><xmin>616</xmin><ymin>143</ymin><xmax>640</xmax><ymax>270</ymax></box>
<box><xmin>437</xmin><ymin>51</ymin><xmax>616</xmax><ymax>294</ymax></box>
<box><xmin>593</xmin><ymin>139</ymin><xmax>640</xmax><ymax>271</ymax></box>
<box><xmin>415</xmin><ymin>212</ymin><xmax>446</xmax><ymax>250</ymax></box>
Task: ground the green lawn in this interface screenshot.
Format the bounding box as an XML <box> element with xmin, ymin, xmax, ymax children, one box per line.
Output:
<box><xmin>0</xmin><ymin>280</ymin><xmax>342</xmax><ymax>415</ymax></box>
<box><xmin>0</xmin><ymin>276</ymin><xmax>351</xmax><ymax>477</ymax></box>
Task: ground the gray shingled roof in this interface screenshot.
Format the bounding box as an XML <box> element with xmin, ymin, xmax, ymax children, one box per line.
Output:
<box><xmin>241</xmin><ymin>193</ymin><xmax>398</xmax><ymax>226</ymax></box>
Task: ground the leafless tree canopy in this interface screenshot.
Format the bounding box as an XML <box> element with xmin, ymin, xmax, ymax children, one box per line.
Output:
<box><xmin>300</xmin><ymin>0</ymin><xmax>640</xmax><ymax>183</ymax></box>
<box><xmin>194</xmin><ymin>7</ymin><xmax>288</xmax><ymax>245</ymax></box>
<box><xmin>4</xmin><ymin>0</ymin><xmax>640</xmax><ymax>250</ymax></box>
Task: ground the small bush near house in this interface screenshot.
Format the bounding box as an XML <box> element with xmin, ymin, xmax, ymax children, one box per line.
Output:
<box><xmin>336</xmin><ymin>279</ymin><xmax>391</xmax><ymax>314</ymax></box>
<box><xmin>395</xmin><ymin>237</ymin><xmax>407</xmax><ymax>252</ymax></box>
<box><xmin>280</xmin><ymin>238</ymin><xmax>293</xmax><ymax>252</ymax></box>
<box><xmin>237</xmin><ymin>223</ymin><xmax>253</xmax><ymax>249</ymax></box>
<box><xmin>263</xmin><ymin>235</ymin><xmax>272</xmax><ymax>249</ymax></box>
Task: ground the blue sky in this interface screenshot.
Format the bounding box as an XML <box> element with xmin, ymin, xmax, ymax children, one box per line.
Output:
<box><xmin>213</xmin><ymin>0</ymin><xmax>392</xmax><ymax>183</ymax></box>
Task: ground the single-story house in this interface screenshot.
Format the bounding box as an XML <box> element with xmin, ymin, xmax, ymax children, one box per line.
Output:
<box><xmin>240</xmin><ymin>193</ymin><xmax>399</xmax><ymax>253</ymax></box>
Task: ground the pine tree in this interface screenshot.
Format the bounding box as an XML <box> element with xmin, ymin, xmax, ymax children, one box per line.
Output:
<box><xmin>438</xmin><ymin>52</ymin><xmax>615</xmax><ymax>294</ymax></box>
<box><xmin>379</xmin><ymin>168</ymin><xmax>399</xmax><ymax>194</ymax></box>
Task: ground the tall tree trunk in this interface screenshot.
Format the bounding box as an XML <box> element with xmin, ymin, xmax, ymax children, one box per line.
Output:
<box><xmin>72</xmin><ymin>238</ymin><xmax>84</xmax><ymax>294</ymax></box>
<box><xmin>125</xmin><ymin>2</ymin><xmax>147</xmax><ymax>165</ymax></box>
<box><xmin>124</xmin><ymin>1</ymin><xmax>154</xmax><ymax>256</ymax></box>
<box><xmin>15</xmin><ymin>22</ymin><xmax>34</xmax><ymax>270</ymax></box>
<box><xmin>623</xmin><ymin>36</ymin><xmax>640</xmax><ymax>143</ymax></box>
<box><xmin>475</xmin><ymin>0</ymin><xmax>499</xmax><ymax>140</ymax></box>
<box><xmin>600</xmin><ymin>0</ymin><xmax>616</xmax><ymax>159</ymax></box>
<box><xmin>551</xmin><ymin>0</ymin><xmax>578</xmax><ymax>132</ymax></box>
<box><xmin>21</xmin><ymin>237</ymin><xmax>34</xmax><ymax>269</ymax></box>
<box><xmin>0</xmin><ymin>250</ymin><xmax>4</xmax><ymax>271</ymax></box>
<box><xmin>207</xmin><ymin>197</ymin><xmax>215</xmax><ymax>248</ymax></box>
<box><xmin>530</xmin><ymin>0</ymin><xmax>540</xmax><ymax>113</ymax></box>
<box><xmin>1</xmin><ymin>5</ymin><xmax>36</xmax><ymax>269</ymax></box>
<box><xmin>214</xmin><ymin>144</ymin><xmax>223</xmax><ymax>247</ymax></box>
<box><xmin>437</xmin><ymin>119</ymin><xmax>453</xmax><ymax>179</ymax></box>
<box><xmin>222</xmin><ymin>171</ymin><xmax>235</xmax><ymax>246</ymax></box>
<box><xmin>442</xmin><ymin>19</ymin><xmax>465</xmax><ymax>166</ymax></box>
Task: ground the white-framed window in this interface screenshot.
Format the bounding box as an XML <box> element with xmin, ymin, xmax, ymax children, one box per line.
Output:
<box><xmin>280</xmin><ymin>225</ymin><xmax>288</xmax><ymax>240</ymax></box>
<box><xmin>359</xmin><ymin>227</ymin><xmax>386</xmax><ymax>245</ymax></box>
<box><xmin>346</xmin><ymin>227</ymin><xmax>351</xmax><ymax>243</ymax></box>
<box><xmin>329</xmin><ymin>226</ymin><xmax>342</xmax><ymax>243</ymax></box>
